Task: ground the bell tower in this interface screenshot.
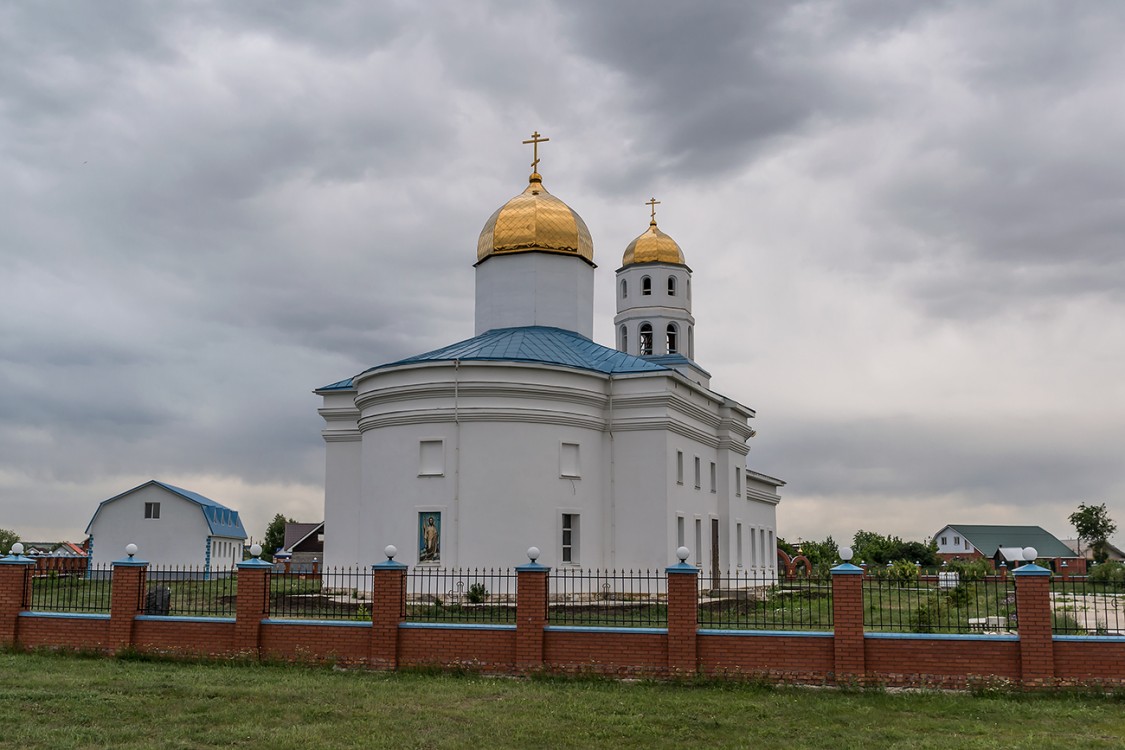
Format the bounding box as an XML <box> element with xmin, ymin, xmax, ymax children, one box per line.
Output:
<box><xmin>614</xmin><ymin>198</ymin><xmax>695</xmax><ymax>360</ymax></box>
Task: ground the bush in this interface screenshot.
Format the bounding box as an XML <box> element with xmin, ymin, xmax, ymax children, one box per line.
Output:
<box><xmin>874</xmin><ymin>560</ymin><xmax>920</xmax><ymax>583</ymax></box>
<box><xmin>1088</xmin><ymin>561</ymin><xmax>1125</xmax><ymax>586</ymax></box>
<box><xmin>467</xmin><ymin>583</ymin><xmax>489</xmax><ymax>604</ymax></box>
<box><xmin>945</xmin><ymin>583</ymin><xmax>971</xmax><ymax>608</ymax></box>
<box><xmin>944</xmin><ymin>559</ymin><xmax>991</xmax><ymax>581</ymax></box>
<box><xmin>910</xmin><ymin>598</ymin><xmax>941</xmax><ymax>633</ymax></box>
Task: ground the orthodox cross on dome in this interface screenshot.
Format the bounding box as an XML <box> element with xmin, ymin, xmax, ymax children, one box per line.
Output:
<box><xmin>522</xmin><ymin>130</ymin><xmax>550</xmax><ymax>173</ymax></box>
<box><xmin>646</xmin><ymin>197</ymin><xmax>661</xmax><ymax>224</ymax></box>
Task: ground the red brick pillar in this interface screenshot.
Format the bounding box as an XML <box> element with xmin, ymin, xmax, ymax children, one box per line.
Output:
<box><xmin>666</xmin><ymin>559</ymin><xmax>699</xmax><ymax>675</ymax></box>
<box><xmin>110</xmin><ymin>553</ymin><xmax>147</xmax><ymax>652</ymax></box>
<box><xmin>515</xmin><ymin>558</ymin><xmax>550</xmax><ymax>673</ymax></box>
<box><xmin>1014</xmin><ymin>558</ymin><xmax>1055</xmax><ymax>687</ymax></box>
<box><xmin>235</xmin><ymin>556</ymin><xmax>272</xmax><ymax>656</ymax></box>
<box><xmin>370</xmin><ymin>555</ymin><xmax>407</xmax><ymax>670</ymax></box>
<box><xmin>0</xmin><ymin>549</ymin><xmax>35</xmax><ymax>648</ymax></box>
<box><xmin>831</xmin><ymin>560</ymin><xmax>866</xmax><ymax>684</ymax></box>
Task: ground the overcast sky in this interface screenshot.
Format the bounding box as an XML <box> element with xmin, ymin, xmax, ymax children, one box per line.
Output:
<box><xmin>3</xmin><ymin>1</ymin><xmax>1123</xmax><ymax>553</ymax></box>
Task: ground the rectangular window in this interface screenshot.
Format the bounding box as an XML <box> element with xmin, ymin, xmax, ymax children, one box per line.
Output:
<box><xmin>768</xmin><ymin>531</ymin><xmax>775</xmax><ymax>568</ymax></box>
<box><xmin>759</xmin><ymin>529</ymin><xmax>767</xmax><ymax>567</ymax></box>
<box><xmin>693</xmin><ymin>457</ymin><xmax>701</xmax><ymax>489</ymax></box>
<box><xmin>419</xmin><ymin>440</ymin><xmax>444</xmax><ymax>476</ymax></box>
<box><xmin>560</xmin><ymin>443</ymin><xmax>580</xmax><ymax>478</ymax></box>
<box><xmin>749</xmin><ymin>528</ymin><xmax>757</xmax><ymax>568</ymax></box>
<box><xmin>709</xmin><ymin>462</ymin><xmax>717</xmax><ymax>493</ymax></box>
<box><xmin>561</xmin><ymin>513</ymin><xmax>579</xmax><ymax>564</ymax></box>
<box><xmin>144</xmin><ymin>502</ymin><xmax>160</xmax><ymax>519</ymax></box>
<box><xmin>736</xmin><ymin>522</ymin><xmax>743</xmax><ymax>567</ymax></box>
<box><xmin>694</xmin><ymin>519</ymin><xmax>703</xmax><ymax>566</ymax></box>
<box><xmin>676</xmin><ymin>515</ymin><xmax>685</xmax><ymax>548</ymax></box>
<box><xmin>941</xmin><ymin>536</ymin><xmax>947</xmax><ymax>546</ymax></box>
<box><xmin>965</xmin><ymin>540</ymin><xmax>971</xmax><ymax>550</ymax></box>
<box><xmin>954</xmin><ymin>536</ymin><xmax>960</xmax><ymax>546</ymax></box>
<box><xmin>676</xmin><ymin>451</ymin><xmax>684</xmax><ymax>484</ymax></box>
<box><xmin>735</xmin><ymin>468</ymin><xmax>741</xmax><ymax>496</ymax></box>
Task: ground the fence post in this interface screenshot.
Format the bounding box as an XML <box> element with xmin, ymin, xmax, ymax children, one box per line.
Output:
<box><xmin>1013</xmin><ymin>548</ymin><xmax>1054</xmax><ymax>687</ymax></box>
<box><xmin>109</xmin><ymin>546</ymin><xmax>147</xmax><ymax>652</ymax></box>
<box><xmin>0</xmin><ymin>546</ymin><xmax>35</xmax><ymax>648</ymax></box>
<box><xmin>235</xmin><ymin>548</ymin><xmax>272</xmax><ymax>657</ymax></box>
<box><xmin>515</xmin><ymin>548</ymin><xmax>550</xmax><ymax>673</ymax></box>
<box><xmin>370</xmin><ymin>546</ymin><xmax>407</xmax><ymax>670</ymax></box>
<box><xmin>830</xmin><ymin>550</ymin><xmax>866</xmax><ymax>685</ymax></box>
<box><xmin>666</xmin><ymin>548</ymin><xmax>699</xmax><ymax>676</ymax></box>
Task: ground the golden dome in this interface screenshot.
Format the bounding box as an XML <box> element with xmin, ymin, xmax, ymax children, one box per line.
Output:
<box><xmin>476</xmin><ymin>173</ymin><xmax>594</xmax><ymax>266</ymax></box>
<box><xmin>621</xmin><ymin>219</ymin><xmax>686</xmax><ymax>267</ymax></box>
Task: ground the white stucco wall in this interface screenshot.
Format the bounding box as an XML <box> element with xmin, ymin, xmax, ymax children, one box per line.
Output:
<box><xmin>321</xmin><ymin>356</ymin><xmax>778</xmax><ymax>573</ymax></box>
<box><xmin>475</xmin><ymin>253</ymin><xmax>595</xmax><ymax>337</ymax></box>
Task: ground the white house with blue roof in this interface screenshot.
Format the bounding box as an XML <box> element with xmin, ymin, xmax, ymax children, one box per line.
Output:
<box><xmin>85</xmin><ymin>480</ymin><xmax>247</xmax><ymax>569</ymax></box>
<box><xmin>316</xmin><ymin>136</ymin><xmax>782</xmax><ymax>580</ymax></box>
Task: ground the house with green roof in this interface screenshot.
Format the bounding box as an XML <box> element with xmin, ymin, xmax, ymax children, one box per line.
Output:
<box><xmin>933</xmin><ymin>524</ymin><xmax>1086</xmax><ymax>573</ymax></box>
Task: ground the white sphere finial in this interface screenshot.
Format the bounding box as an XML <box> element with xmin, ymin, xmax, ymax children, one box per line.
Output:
<box><xmin>839</xmin><ymin>546</ymin><xmax>854</xmax><ymax>562</ymax></box>
<box><xmin>10</xmin><ymin>542</ymin><xmax>24</xmax><ymax>556</ymax></box>
<box><xmin>384</xmin><ymin>544</ymin><xmax>398</xmax><ymax>561</ymax></box>
<box><xmin>249</xmin><ymin>543</ymin><xmax>262</xmax><ymax>558</ymax></box>
<box><xmin>527</xmin><ymin>546</ymin><xmax>541</xmax><ymax>562</ymax></box>
<box><xmin>125</xmin><ymin>543</ymin><xmax>138</xmax><ymax>559</ymax></box>
<box><xmin>1023</xmin><ymin>546</ymin><xmax>1037</xmax><ymax>562</ymax></box>
<box><xmin>676</xmin><ymin>546</ymin><xmax>690</xmax><ymax>562</ymax></box>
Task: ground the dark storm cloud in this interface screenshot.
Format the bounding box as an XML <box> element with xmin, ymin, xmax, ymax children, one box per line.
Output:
<box><xmin>2</xmin><ymin>1</ymin><xmax>1122</xmax><ymax>547</ymax></box>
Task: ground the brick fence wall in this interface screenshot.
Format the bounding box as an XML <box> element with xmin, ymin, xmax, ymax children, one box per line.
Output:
<box><xmin>2</xmin><ymin>552</ymin><xmax>1123</xmax><ymax>688</ymax></box>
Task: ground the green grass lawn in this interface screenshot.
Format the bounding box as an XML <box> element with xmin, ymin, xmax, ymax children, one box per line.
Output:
<box><xmin>2</xmin><ymin>652</ymin><xmax>1124</xmax><ymax>749</ymax></box>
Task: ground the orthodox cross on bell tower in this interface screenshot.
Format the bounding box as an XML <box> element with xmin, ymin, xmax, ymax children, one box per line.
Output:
<box><xmin>646</xmin><ymin>197</ymin><xmax>661</xmax><ymax>225</ymax></box>
<box><xmin>522</xmin><ymin>130</ymin><xmax>550</xmax><ymax>174</ymax></box>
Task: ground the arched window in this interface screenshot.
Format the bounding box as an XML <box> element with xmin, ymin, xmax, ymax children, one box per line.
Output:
<box><xmin>686</xmin><ymin>278</ymin><xmax>691</xmax><ymax>300</ymax></box>
<box><xmin>668</xmin><ymin>276</ymin><xmax>677</xmax><ymax>296</ymax></box>
<box><xmin>620</xmin><ymin>279</ymin><xmax>627</xmax><ymax>299</ymax></box>
<box><xmin>620</xmin><ymin>325</ymin><xmax>628</xmax><ymax>352</ymax></box>
<box><xmin>639</xmin><ymin>323</ymin><xmax>653</xmax><ymax>355</ymax></box>
<box><xmin>641</xmin><ymin>276</ymin><xmax>652</xmax><ymax>296</ymax></box>
<box><xmin>688</xmin><ymin>326</ymin><xmax>694</xmax><ymax>358</ymax></box>
<box><xmin>666</xmin><ymin>323</ymin><xmax>678</xmax><ymax>354</ymax></box>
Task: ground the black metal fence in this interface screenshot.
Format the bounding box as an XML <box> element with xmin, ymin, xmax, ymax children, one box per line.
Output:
<box><xmin>142</xmin><ymin>566</ymin><xmax>238</xmax><ymax>617</ymax></box>
<box><xmin>699</xmin><ymin>571</ymin><xmax>833</xmax><ymax>630</ymax></box>
<box><xmin>405</xmin><ymin>567</ymin><xmax>517</xmax><ymax>623</ymax></box>
<box><xmin>268</xmin><ymin>566</ymin><xmax>373</xmax><ymax>620</ymax></box>
<box><xmin>863</xmin><ymin>574</ymin><xmax>1017</xmax><ymax>633</ymax></box>
<box><xmin>1051</xmin><ymin>577</ymin><xmax>1125</xmax><ymax>635</ymax></box>
<box><xmin>548</xmin><ymin>569</ymin><xmax>666</xmax><ymax>627</ymax></box>
<box><xmin>29</xmin><ymin>564</ymin><xmax>113</xmax><ymax>613</ymax></box>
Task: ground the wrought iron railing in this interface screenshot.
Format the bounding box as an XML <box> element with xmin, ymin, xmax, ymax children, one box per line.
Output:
<box><xmin>268</xmin><ymin>566</ymin><xmax>373</xmax><ymax>620</ymax></box>
<box><xmin>142</xmin><ymin>566</ymin><xmax>238</xmax><ymax>617</ymax></box>
<box><xmin>404</xmin><ymin>567</ymin><xmax>517</xmax><ymax>624</ymax></box>
<box><xmin>1051</xmin><ymin>577</ymin><xmax>1125</xmax><ymax>635</ymax></box>
<box><xmin>548</xmin><ymin>569</ymin><xmax>666</xmax><ymax>628</ymax></box>
<box><xmin>863</xmin><ymin>574</ymin><xmax>1017</xmax><ymax>634</ymax></box>
<box><xmin>29</xmin><ymin>564</ymin><xmax>112</xmax><ymax>613</ymax></box>
<box><xmin>699</xmin><ymin>570</ymin><xmax>832</xmax><ymax>630</ymax></box>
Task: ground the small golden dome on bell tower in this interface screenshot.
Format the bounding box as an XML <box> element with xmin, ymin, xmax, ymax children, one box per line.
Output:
<box><xmin>620</xmin><ymin>197</ymin><xmax>686</xmax><ymax>267</ymax></box>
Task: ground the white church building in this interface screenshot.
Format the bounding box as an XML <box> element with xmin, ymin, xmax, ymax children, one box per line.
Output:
<box><xmin>316</xmin><ymin>135</ymin><xmax>781</xmax><ymax>577</ymax></box>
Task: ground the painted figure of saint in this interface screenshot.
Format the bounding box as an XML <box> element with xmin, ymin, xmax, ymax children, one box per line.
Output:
<box><xmin>419</xmin><ymin>514</ymin><xmax>440</xmax><ymax>562</ymax></box>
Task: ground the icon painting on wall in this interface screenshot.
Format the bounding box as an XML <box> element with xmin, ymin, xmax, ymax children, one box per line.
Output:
<box><xmin>418</xmin><ymin>512</ymin><xmax>441</xmax><ymax>563</ymax></box>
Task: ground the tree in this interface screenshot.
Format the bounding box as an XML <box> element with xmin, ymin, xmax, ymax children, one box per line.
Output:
<box><xmin>263</xmin><ymin>514</ymin><xmax>296</xmax><ymax>560</ymax></box>
<box><xmin>0</xmin><ymin>528</ymin><xmax>18</xmax><ymax>555</ymax></box>
<box><xmin>1069</xmin><ymin>502</ymin><xmax>1118</xmax><ymax>564</ymax></box>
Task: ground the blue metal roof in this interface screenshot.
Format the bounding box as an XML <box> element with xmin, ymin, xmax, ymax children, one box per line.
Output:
<box><xmin>85</xmin><ymin>480</ymin><xmax>247</xmax><ymax>539</ymax></box>
<box><xmin>319</xmin><ymin>326</ymin><xmax>672</xmax><ymax>390</ymax></box>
